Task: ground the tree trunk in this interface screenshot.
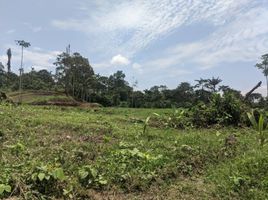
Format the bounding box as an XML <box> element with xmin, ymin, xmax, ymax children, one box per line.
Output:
<box><xmin>244</xmin><ymin>81</ymin><xmax>262</xmax><ymax>101</ymax></box>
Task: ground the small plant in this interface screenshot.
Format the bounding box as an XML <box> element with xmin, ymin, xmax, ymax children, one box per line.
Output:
<box><xmin>143</xmin><ymin>116</ymin><xmax>151</xmax><ymax>135</ymax></box>
<box><xmin>0</xmin><ymin>184</ymin><xmax>11</xmax><ymax>196</ymax></box>
<box><xmin>143</xmin><ymin>113</ymin><xmax>159</xmax><ymax>135</ymax></box>
<box><xmin>163</xmin><ymin>108</ymin><xmax>193</xmax><ymax>129</ymax></box>
<box><xmin>78</xmin><ymin>165</ymin><xmax>107</xmax><ymax>187</ymax></box>
<box><xmin>30</xmin><ymin>165</ymin><xmax>66</xmax><ymax>196</ymax></box>
<box><xmin>7</xmin><ymin>142</ymin><xmax>26</xmax><ymax>156</ymax></box>
<box><xmin>247</xmin><ymin>110</ymin><xmax>267</xmax><ymax>146</ymax></box>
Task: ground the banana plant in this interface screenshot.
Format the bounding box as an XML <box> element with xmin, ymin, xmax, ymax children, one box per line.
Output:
<box><xmin>247</xmin><ymin>110</ymin><xmax>267</xmax><ymax>146</ymax></box>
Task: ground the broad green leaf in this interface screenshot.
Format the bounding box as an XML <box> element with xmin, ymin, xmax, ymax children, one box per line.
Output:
<box><xmin>98</xmin><ymin>179</ymin><xmax>108</xmax><ymax>185</ymax></box>
<box><xmin>31</xmin><ymin>173</ymin><xmax>38</xmax><ymax>181</ymax></box>
<box><xmin>90</xmin><ymin>168</ymin><xmax>98</xmax><ymax>179</ymax></box>
<box><xmin>4</xmin><ymin>185</ymin><xmax>11</xmax><ymax>193</ymax></box>
<box><xmin>52</xmin><ymin>168</ymin><xmax>65</xmax><ymax>181</ymax></box>
<box><xmin>38</xmin><ymin>173</ymin><xmax>46</xmax><ymax>181</ymax></box>
<box><xmin>63</xmin><ymin>189</ymin><xmax>69</xmax><ymax>195</ymax></box>
<box><xmin>216</xmin><ymin>131</ymin><xmax>221</xmax><ymax>137</ymax></box>
<box><xmin>0</xmin><ymin>185</ymin><xmax>4</xmax><ymax>195</ymax></box>
<box><xmin>0</xmin><ymin>184</ymin><xmax>11</xmax><ymax>194</ymax></box>
<box><xmin>79</xmin><ymin>169</ymin><xmax>89</xmax><ymax>179</ymax></box>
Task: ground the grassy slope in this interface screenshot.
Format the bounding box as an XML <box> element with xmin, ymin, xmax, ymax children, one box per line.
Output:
<box><xmin>0</xmin><ymin>105</ymin><xmax>267</xmax><ymax>199</ymax></box>
<box><xmin>7</xmin><ymin>90</ymin><xmax>78</xmax><ymax>105</ymax></box>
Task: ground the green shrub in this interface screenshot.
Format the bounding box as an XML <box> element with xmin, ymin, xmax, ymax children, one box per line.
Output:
<box><xmin>191</xmin><ymin>93</ymin><xmax>248</xmax><ymax>127</ymax></box>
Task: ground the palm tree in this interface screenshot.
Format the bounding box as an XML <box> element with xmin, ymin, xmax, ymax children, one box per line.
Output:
<box><xmin>15</xmin><ymin>40</ymin><xmax>31</xmax><ymax>103</ymax></box>
<box><xmin>207</xmin><ymin>77</ymin><xmax>222</xmax><ymax>92</ymax></box>
<box><xmin>256</xmin><ymin>54</ymin><xmax>268</xmax><ymax>97</ymax></box>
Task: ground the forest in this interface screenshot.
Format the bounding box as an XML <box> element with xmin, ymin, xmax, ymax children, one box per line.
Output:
<box><xmin>1</xmin><ymin>47</ymin><xmax>267</xmax><ymax>109</ymax></box>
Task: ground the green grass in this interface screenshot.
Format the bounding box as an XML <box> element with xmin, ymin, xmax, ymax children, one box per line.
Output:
<box><xmin>7</xmin><ymin>90</ymin><xmax>76</xmax><ymax>105</ymax></box>
<box><xmin>0</xmin><ymin>105</ymin><xmax>267</xmax><ymax>199</ymax></box>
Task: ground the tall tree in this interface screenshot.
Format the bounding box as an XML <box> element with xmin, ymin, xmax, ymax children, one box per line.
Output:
<box><xmin>107</xmin><ymin>71</ymin><xmax>131</xmax><ymax>105</ymax></box>
<box><xmin>194</xmin><ymin>78</ymin><xmax>211</xmax><ymax>103</ymax></box>
<box><xmin>6</xmin><ymin>48</ymin><xmax>12</xmax><ymax>73</ymax></box>
<box><xmin>15</xmin><ymin>40</ymin><xmax>31</xmax><ymax>102</ymax></box>
<box><xmin>54</xmin><ymin>52</ymin><xmax>95</xmax><ymax>101</ymax></box>
<box><xmin>173</xmin><ymin>82</ymin><xmax>194</xmax><ymax>107</ymax></box>
<box><xmin>256</xmin><ymin>54</ymin><xmax>268</xmax><ymax>97</ymax></box>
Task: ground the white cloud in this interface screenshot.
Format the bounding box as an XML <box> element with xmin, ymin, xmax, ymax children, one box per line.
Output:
<box><xmin>22</xmin><ymin>49</ymin><xmax>61</xmax><ymax>69</ymax></box>
<box><xmin>110</xmin><ymin>54</ymin><xmax>130</xmax><ymax>66</ymax></box>
<box><xmin>141</xmin><ymin>5</ymin><xmax>268</xmax><ymax>70</ymax></box>
<box><xmin>51</xmin><ymin>0</ymin><xmax>257</xmax><ymax>58</ymax></box>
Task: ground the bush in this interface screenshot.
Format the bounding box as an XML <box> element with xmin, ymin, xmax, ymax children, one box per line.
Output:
<box><xmin>191</xmin><ymin>93</ymin><xmax>248</xmax><ymax>127</ymax></box>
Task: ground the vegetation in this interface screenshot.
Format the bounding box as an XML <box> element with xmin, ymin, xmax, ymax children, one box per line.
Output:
<box><xmin>256</xmin><ymin>54</ymin><xmax>268</xmax><ymax>97</ymax></box>
<box><xmin>247</xmin><ymin>110</ymin><xmax>268</xmax><ymax>146</ymax></box>
<box><xmin>0</xmin><ymin>105</ymin><xmax>267</xmax><ymax>199</ymax></box>
<box><xmin>0</xmin><ymin>47</ymin><xmax>267</xmax><ymax>108</ymax></box>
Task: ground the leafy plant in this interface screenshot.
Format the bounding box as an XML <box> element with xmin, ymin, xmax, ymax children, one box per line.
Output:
<box><xmin>30</xmin><ymin>165</ymin><xmax>66</xmax><ymax>196</ymax></box>
<box><xmin>162</xmin><ymin>108</ymin><xmax>192</xmax><ymax>129</ymax></box>
<box><xmin>0</xmin><ymin>184</ymin><xmax>11</xmax><ymax>196</ymax></box>
<box><xmin>78</xmin><ymin>165</ymin><xmax>107</xmax><ymax>187</ymax></box>
<box><xmin>7</xmin><ymin>142</ymin><xmax>25</xmax><ymax>156</ymax></box>
<box><xmin>247</xmin><ymin>110</ymin><xmax>267</xmax><ymax>146</ymax></box>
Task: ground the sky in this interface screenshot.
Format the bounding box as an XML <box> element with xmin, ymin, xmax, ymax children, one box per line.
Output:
<box><xmin>0</xmin><ymin>0</ymin><xmax>268</xmax><ymax>94</ymax></box>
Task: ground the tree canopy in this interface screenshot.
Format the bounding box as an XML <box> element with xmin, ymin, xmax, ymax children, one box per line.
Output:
<box><xmin>0</xmin><ymin>50</ymin><xmax>266</xmax><ymax>108</ymax></box>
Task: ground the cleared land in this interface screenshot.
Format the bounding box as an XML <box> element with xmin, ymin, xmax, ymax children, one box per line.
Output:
<box><xmin>0</xmin><ymin>105</ymin><xmax>267</xmax><ymax>199</ymax></box>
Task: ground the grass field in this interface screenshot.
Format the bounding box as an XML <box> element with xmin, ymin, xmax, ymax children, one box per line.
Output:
<box><xmin>1</xmin><ymin>105</ymin><xmax>268</xmax><ymax>199</ymax></box>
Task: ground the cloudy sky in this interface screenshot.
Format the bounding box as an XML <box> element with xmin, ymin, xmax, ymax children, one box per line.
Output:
<box><xmin>1</xmin><ymin>0</ymin><xmax>268</xmax><ymax>93</ymax></box>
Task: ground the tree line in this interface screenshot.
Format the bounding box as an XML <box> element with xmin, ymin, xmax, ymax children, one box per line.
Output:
<box><xmin>0</xmin><ymin>50</ymin><xmax>267</xmax><ymax>108</ymax></box>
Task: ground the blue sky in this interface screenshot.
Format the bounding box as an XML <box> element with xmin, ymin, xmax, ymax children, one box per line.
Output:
<box><xmin>0</xmin><ymin>0</ymin><xmax>268</xmax><ymax>94</ymax></box>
